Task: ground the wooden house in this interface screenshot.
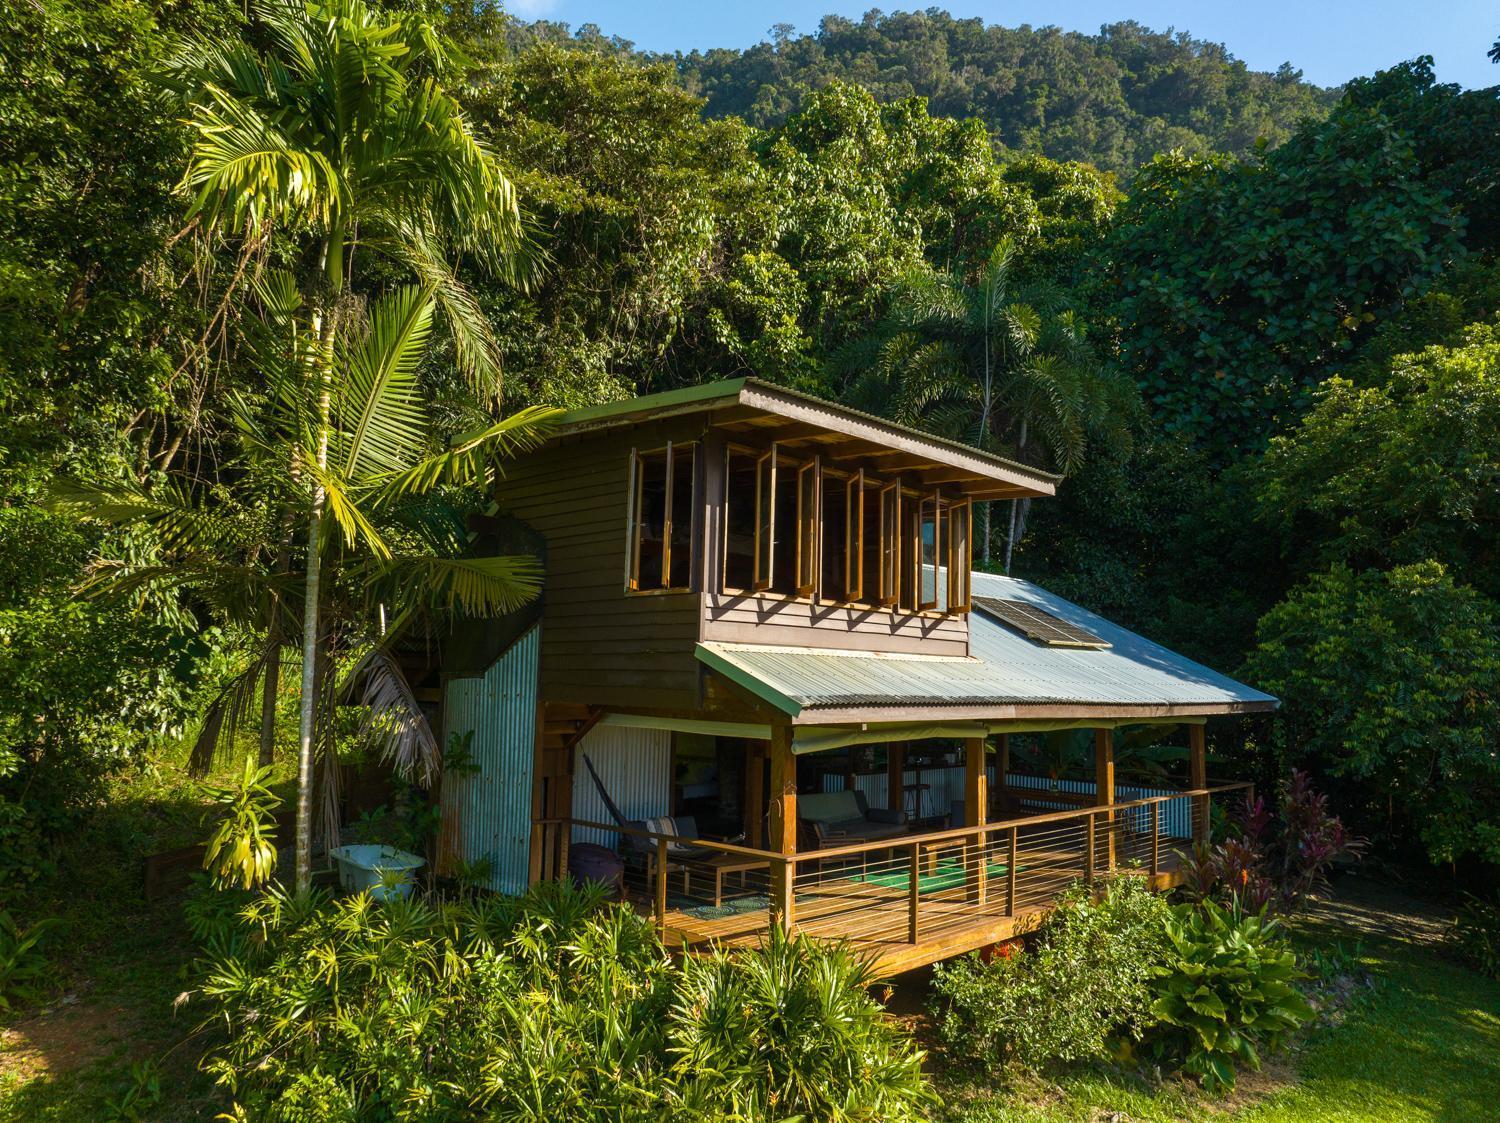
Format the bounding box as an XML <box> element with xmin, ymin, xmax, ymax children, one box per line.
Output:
<box><xmin>421</xmin><ymin>378</ymin><xmax>1275</xmax><ymax>974</ymax></box>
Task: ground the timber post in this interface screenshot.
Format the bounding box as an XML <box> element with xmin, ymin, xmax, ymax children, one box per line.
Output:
<box><xmin>887</xmin><ymin>742</ymin><xmax>906</xmax><ymax>813</ymax></box>
<box><xmin>1094</xmin><ymin>728</ymin><xmax>1115</xmax><ymax>871</ymax></box>
<box><xmin>964</xmin><ymin>735</ymin><xmax>988</xmax><ymax>903</ymax></box>
<box><xmin>1189</xmin><ymin>723</ymin><xmax>1208</xmax><ymax>846</ymax></box>
<box><xmin>768</xmin><ymin>724</ymin><xmax>797</xmax><ymax>932</ymax></box>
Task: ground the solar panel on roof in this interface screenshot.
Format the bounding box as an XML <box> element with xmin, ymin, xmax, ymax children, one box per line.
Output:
<box><xmin>973</xmin><ymin>597</ymin><xmax>1111</xmax><ymax>649</ymax></box>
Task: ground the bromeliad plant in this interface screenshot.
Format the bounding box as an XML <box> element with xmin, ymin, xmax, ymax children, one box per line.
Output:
<box><xmin>1141</xmin><ymin>899</ymin><xmax>1313</xmax><ymax>1091</ymax></box>
<box><xmin>1180</xmin><ymin>770</ymin><xmax>1362</xmax><ymax>915</ymax></box>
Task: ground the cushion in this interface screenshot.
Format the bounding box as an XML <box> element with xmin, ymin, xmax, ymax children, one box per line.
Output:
<box><xmin>798</xmin><ymin>790</ymin><xmax>862</xmax><ymax>824</ymax></box>
<box><xmin>815</xmin><ymin>818</ymin><xmax>908</xmax><ymax>843</ymax></box>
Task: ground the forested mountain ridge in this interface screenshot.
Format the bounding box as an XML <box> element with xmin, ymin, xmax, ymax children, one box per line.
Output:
<box><xmin>662</xmin><ymin>10</ymin><xmax>1339</xmax><ymax>177</ymax></box>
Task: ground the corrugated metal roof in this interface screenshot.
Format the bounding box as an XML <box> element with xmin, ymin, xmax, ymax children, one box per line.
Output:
<box><xmin>696</xmin><ymin>571</ymin><xmax>1277</xmax><ymax>717</ymax></box>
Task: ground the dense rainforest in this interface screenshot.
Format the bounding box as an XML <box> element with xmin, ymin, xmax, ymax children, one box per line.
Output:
<box><xmin>1</xmin><ymin>0</ymin><xmax>1498</xmax><ymax>936</ymax></box>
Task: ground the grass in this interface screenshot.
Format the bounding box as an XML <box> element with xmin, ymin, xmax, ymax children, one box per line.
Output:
<box><xmin>931</xmin><ymin>878</ymin><xmax>1500</xmax><ymax>1122</ymax></box>
<box><xmin>0</xmin><ymin>740</ymin><xmax>294</xmax><ymax>1122</ymax></box>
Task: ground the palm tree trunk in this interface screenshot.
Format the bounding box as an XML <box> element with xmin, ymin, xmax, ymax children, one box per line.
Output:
<box><xmin>295</xmin><ymin>503</ymin><xmax>323</xmax><ymax>893</ymax></box>
<box><xmin>257</xmin><ymin>637</ymin><xmax>280</xmax><ymax>768</ymax></box>
<box><xmin>1005</xmin><ymin>416</ymin><xmax>1029</xmax><ymax>576</ymax></box>
<box><xmin>295</xmin><ymin>256</ymin><xmax>337</xmax><ymax>893</ymax></box>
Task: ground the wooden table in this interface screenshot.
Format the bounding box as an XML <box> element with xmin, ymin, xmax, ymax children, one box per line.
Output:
<box><xmin>690</xmin><ymin>852</ymin><xmax>767</xmax><ymax>906</ymax></box>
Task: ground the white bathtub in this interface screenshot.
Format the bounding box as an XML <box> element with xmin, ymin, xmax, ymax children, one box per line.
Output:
<box><xmin>329</xmin><ymin>844</ymin><xmax>425</xmax><ymax>900</ymax></box>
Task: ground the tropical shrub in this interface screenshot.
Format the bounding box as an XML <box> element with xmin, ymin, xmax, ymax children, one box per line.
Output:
<box><xmin>669</xmin><ymin>924</ymin><xmax>933</xmax><ymax>1121</ymax></box>
<box><xmin>201</xmin><ymin>757</ymin><xmax>280</xmax><ymax>890</ymax></box>
<box><xmin>1181</xmin><ymin>771</ymin><xmax>1361</xmax><ymax>914</ymax></box>
<box><xmin>192</xmin><ymin>879</ymin><xmax>933</xmax><ymax>1120</ymax></box>
<box><xmin>1141</xmin><ymin>901</ymin><xmax>1313</xmax><ymax>1090</ymax></box>
<box><xmin>1248</xmin><ymin>561</ymin><xmax>1500</xmax><ymax>867</ymax></box>
<box><xmin>0</xmin><ymin>908</ymin><xmax>58</xmax><ymax>1011</ymax></box>
<box><xmin>1450</xmin><ymin>892</ymin><xmax>1500</xmax><ymax>978</ymax></box>
<box><xmin>931</xmin><ymin>876</ymin><xmax>1171</xmax><ymax>1069</ymax></box>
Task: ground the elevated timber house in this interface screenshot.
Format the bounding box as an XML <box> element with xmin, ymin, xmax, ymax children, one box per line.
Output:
<box><xmin>418</xmin><ymin>378</ymin><xmax>1276</xmax><ymax>975</ymax></box>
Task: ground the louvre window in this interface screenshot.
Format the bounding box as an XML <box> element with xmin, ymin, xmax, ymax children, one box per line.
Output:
<box><xmin>626</xmin><ymin>443</ymin><xmax>695</xmax><ymax>592</ymax></box>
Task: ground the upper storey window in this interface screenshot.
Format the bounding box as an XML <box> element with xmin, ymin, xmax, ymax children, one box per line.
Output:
<box><xmin>721</xmin><ymin>443</ymin><xmax>972</xmax><ymax>614</ymax></box>
<box><xmin>626</xmin><ymin>443</ymin><xmax>695</xmax><ymax>592</ymax></box>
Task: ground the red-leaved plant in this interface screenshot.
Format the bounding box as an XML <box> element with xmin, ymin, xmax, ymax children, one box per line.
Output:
<box><xmin>1179</xmin><ymin>771</ymin><xmax>1361</xmax><ymax>914</ymax></box>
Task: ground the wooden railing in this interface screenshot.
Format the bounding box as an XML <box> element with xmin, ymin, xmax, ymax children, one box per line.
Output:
<box><xmin>537</xmin><ymin>782</ymin><xmax>1252</xmax><ymax>953</ymax></box>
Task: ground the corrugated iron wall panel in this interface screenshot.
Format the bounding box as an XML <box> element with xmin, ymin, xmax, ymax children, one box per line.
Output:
<box><xmin>571</xmin><ymin>725</ymin><xmax>672</xmax><ymax>850</ymax></box>
<box><xmin>439</xmin><ymin>625</ymin><xmax>539</xmax><ymax>895</ymax></box>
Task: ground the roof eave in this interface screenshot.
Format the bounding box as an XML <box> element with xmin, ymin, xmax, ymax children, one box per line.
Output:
<box><xmin>548</xmin><ymin>377</ymin><xmax>1058</xmax><ymax>498</ymax></box>
<box><xmin>786</xmin><ymin>699</ymin><xmax>1279</xmax><ymax>726</ymax></box>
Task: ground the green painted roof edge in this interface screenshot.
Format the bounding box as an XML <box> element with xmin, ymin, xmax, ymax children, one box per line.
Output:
<box><xmin>554</xmin><ymin>377</ymin><xmax>750</xmax><ymax>428</ymax></box>
<box><xmin>694</xmin><ymin>642</ymin><xmax>804</xmax><ymax>718</ymax></box>
<box><xmin>552</xmin><ymin>376</ymin><xmax>1061</xmax><ymax>487</ymax></box>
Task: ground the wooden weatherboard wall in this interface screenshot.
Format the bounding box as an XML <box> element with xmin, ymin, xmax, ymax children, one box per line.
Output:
<box><xmin>494</xmin><ymin>415</ymin><xmax>709</xmax><ymax>711</ymax></box>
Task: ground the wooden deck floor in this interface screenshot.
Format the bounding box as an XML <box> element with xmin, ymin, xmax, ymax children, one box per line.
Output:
<box><xmin>653</xmin><ymin>844</ymin><xmax>1188</xmax><ymax>976</ymax></box>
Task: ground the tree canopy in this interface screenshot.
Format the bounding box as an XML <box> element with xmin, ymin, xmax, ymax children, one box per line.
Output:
<box><xmin>665</xmin><ymin>11</ymin><xmax>1337</xmax><ymax>178</ymax></box>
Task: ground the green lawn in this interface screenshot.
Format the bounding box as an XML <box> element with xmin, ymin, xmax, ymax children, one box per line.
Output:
<box><xmin>933</xmin><ymin>881</ymin><xmax>1500</xmax><ymax>1123</ymax></box>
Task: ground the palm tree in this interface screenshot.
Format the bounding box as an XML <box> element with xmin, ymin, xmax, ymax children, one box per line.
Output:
<box><xmin>57</xmin><ymin>275</ymin><xmax>557</xmax><ymax>888</ymax></box>
<box><xmin>837</xmin><ymin>239</ymin><xmax>1135</xmax><ymax>567</ymax></box>
<box><xmin>158</xmin><ymin>0</ymin><xmax>544</xmax><ymax>890</ymax></box>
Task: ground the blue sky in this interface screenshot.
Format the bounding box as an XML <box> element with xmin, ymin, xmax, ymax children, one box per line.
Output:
<box><xmin>503</xmin><ymin>1</ymin><xmax>1498</xmax><ymax>90</ymax></box>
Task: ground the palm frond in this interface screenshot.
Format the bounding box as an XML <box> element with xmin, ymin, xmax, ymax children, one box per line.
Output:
<box><xmin>180</xmin><ymin>83</ymin><xmax>343</xmax><ymax>233</ymax></box>
<box><xmin>331</xmin><ymin>284</ymin><xmax>436</xmax><ymax>479</ymax></box>
<box><xmin>378</xmin><ymin>554</ymin><xmax>543</xmax><ymax>618</ymax></box>
<box><xmin>374</xmin><ymin>405</ymin><xmax>561</xmax><ymax>501</ymax></box>
<box><xmin>189</xmin><ymin>643</ymin><xmax>289</xmax><ymax>775</ymax></box>
<box><xmin>47</xmin><ymin>479</ymin><xmax>241</xmax><ymax>557</ymax></box>
<box><xmin>297</xmin><ymin>452</ymin><xmax>391</xmax><ymax>559</ymax></box>
<box><xmin>368</xmin><ymin>224</ymin><xmax>510</xmax><ymax>395</ymax></box>
<box><xmin>354</xmin><ymin>649</ymin><xmax>440</xmax><ymax>787</ymax></box>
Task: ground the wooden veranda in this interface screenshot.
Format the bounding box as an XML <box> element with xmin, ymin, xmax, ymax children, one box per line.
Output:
<box><xmin>539</xmin><ymin>777</ymin><xmax>1249</xmax><ymax>976</ymax></box>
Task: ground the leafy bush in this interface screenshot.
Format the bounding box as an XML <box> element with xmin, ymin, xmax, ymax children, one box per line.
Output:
<box><xmin>0</xmin><ymin>508</ymin><xmax>219</xmax><ymax>898</ymax></box>
<box><xmin>1451</xmin><ymin>892</ymin><xmax>1500</xmax><ymax>978</ymax></box>
<box><xmin>1248</xmin><ymin>560</ymin><xmax>1500</xmax><ymax>868</ymax></box>
<box><xmin>670</xmin><ymin>924</ymin><xmax>932</xmax><ymax>1121</ymax></box>
<box><xmin>0</xmin><ymin>907</ymin><xmax>59</xmax><ymax>1011</ymax></box>
<box><xmin>1181</xmin><ymin>771</ymin><xmax>1362</xmax><ymax>914</ymax></box>
<box><xmin>931</xmin><ymin>876</ymin><xmax>1171</xmax><ymax>1070</ymax></box>
<box><xmin>201</xmin><ymin>757</ymin><xmax>280</xmax><ymax>890</ymax></box>
<box><xmin>192</xmin><ymin>879</ymin><xmax>933</xmax><ymax>1120</ymax></box>
<box><xmin>1140</xmin><ymin>901</ymin><xmax>1313</xmax><ymax>1090</ymax></box>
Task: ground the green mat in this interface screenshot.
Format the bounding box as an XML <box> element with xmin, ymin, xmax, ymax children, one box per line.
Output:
<box><xmin>842</xmin><ymin>857</ymin><xmax>1013</xmax><ymax>895</ymax></box>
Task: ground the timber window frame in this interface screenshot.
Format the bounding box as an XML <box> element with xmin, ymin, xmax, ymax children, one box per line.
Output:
<box><xmin>625</xmin><ymin>442</ymin><xmax>696</xmax><ymax>593</ymax></box>
<box><xmin>878</xmin><ymin>480</ymin><xmax>901</xmax><ymax>607</ymax></box>
<box><xmin>795</xmin><ymin>458</ymin><xmax>821</xmax><ymax>596</ymax></box>
<box><xmin>715</xmin><ymin>439</ymin><xmax>974</xmax><ymax>617</ymax></box>
<box><xmin>917</xmin><ymin>490</ymin><xmax>941</xmax><ymax>611</ymax></box>
<box><xmin>753</xmin><ymin>446</ymin><xmax>777</xmax><ymax>591</ymax></box>
<box><xmin>947</xmin><ymin>497</ymin><xmax>972</xmax><ymax>612</ymax></box>
<box><xmin>845</xmin><ymin>469</ymin><xmax>864</xmax><ymax>602</ymax></box>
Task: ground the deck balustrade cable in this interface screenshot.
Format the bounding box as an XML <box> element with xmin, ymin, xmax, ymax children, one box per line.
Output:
<box><xmin>536</xmin><ymin>784</ymin><xmax>1250</xmax><ymax>960</ymax></box>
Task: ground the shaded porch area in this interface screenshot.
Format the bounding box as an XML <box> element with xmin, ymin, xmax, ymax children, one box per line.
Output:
<box><xmin>536</xmin><ymin>725</ymin><xmax>1249</xmax><ymax>976</ymax></box>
